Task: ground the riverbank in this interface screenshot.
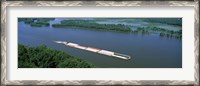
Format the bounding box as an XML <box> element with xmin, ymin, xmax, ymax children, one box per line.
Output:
<box><xmin>18</xmin><ymin>44</ymin><xmax>95</xmax><ymax>68</ymax></box>
<box><xmin>52</xmin><ymin>20</ymin><xmax>132</xmax><ymax>32</ymax></box>
<box><xmin>18</xmin><ymin>18</ymin><xmax>182</xmax><ymax>39</ymax></box>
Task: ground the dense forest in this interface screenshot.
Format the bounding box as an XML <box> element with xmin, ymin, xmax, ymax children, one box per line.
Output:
<box><xmin>18</xmin><ymin>44</ymin><xmax>95</xmax><ymax>68</ymax></box>
<box><xmin>52</xmin><ymin>20</ymin><xmax>132</xmax><ymax>32</ymax></box>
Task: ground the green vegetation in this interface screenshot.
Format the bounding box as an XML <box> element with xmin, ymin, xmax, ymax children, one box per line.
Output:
<box><xmin>30</xmin><ymin>22</ymin><xmax>50</xmax><ymax>27</ymax></box>
<box><xmin>143</xmin><ymin>18</ymin><xmax>182</xmax><ymax>26</ymax></box>
<box><xmin>93</xmin><ymin>18</ymin><xmax>182</xmax><ymax>26</ymax></box>
<box><xmin>133</xmin><ymin>26</ymin><xmax>182</xmax><ymax>39</ymax></box>
<box><xmin>18</xmin><ymin>18</ymin><xmax>55</xmax><ymax>27</ymax></box>
<box><xmin>18</xmin><ymin>44</ymin><xmax>95</xmax><ymax>68</ymax></box>
<box><xmin>18</xmin><ymin>18</ymin><xmax>33</xmax><ymax>24</ymax></box>
<box><xmin>51</xmin><ymin>20</ymin><xmax>181</xmax><ymax>39</ymax></box>
<box><xmin>52</xmin><ymin>20</ymin><xmax>132</xmax><ymax>32</ymax></box>
<box><xmin>18</xmin><ymin>18</ymin><xmax>182</xmax><ymax>39</ymax></box>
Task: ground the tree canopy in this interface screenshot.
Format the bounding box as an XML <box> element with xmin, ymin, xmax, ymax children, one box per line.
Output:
<box><xmin>18</xmin><ymin>44</ymin><xmax>95</xmax><ymax>68</ymax></box>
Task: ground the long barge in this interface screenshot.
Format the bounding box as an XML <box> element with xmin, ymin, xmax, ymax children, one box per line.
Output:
<box><xmin>54</xmin><ymin>41</ymin><xmax>131</xmax><ymax>60</ymax></box>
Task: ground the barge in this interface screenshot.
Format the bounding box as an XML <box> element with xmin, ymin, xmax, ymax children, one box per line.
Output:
<box><xmin>54</xmin><ymin>41</ymin><xmax>131</xmax><ymax>60</ymax></box>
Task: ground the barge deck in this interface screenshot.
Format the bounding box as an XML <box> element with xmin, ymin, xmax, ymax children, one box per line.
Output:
<box><xmin>54</xmin><ymin>41</ymin><xmax>131</xmax><ymax>60</ymax></box>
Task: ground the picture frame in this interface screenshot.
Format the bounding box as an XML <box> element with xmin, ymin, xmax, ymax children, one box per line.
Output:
<box><xmin>1</xmin><ymin>0</ymin><xmax>199</xmax><ymax>85</ymax></box>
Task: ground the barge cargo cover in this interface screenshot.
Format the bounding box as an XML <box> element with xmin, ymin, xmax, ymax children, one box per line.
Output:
<box><xmin>54</xmin><ymin>41</ymin><xmax>131</xmax><ymax>60</ymax></box>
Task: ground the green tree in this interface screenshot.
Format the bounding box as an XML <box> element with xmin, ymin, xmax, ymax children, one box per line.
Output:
<box><xmin>18</xmin><ymin>44</ymin><xmax>95</xmax><ymax>68</ymax></box>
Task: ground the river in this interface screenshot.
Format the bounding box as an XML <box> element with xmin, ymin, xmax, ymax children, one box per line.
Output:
<box><xmin>18</xmin><ymin>18</ymin><xmax>182</xmax><ymax>68</ymax></box>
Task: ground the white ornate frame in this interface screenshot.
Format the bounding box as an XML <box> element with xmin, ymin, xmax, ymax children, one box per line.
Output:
<box><xmin>1</xmin><ymin>1</ymin><xmax>199</xmax><ymax>85</ymax></box>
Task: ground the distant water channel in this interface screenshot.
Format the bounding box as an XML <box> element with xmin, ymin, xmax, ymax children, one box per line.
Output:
<box><xmin>18</xmin><ymin>19</ymin><xmax>182</xmax><ymax>68</ymax></box>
